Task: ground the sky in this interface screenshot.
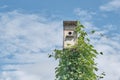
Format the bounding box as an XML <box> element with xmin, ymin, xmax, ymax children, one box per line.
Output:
<box><xmin>0</xmin><ymin>0</ymin><xmax>120</xmax><ymax>80</ymax></box>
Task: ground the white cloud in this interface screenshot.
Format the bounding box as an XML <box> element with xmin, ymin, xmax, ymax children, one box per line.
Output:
<box><xmin>0</xmin><ymin>57</ymin><xmax>58</xmax><ymax>80</ymax></box>
<box><xmin>0</xmin><ymin>10</ymin><xmax>62</xmax><ymax>57</ymax></box>
<box><xmin>0</xmin><ymin>10</ymin><xmax>120</xmax><ymax>80</ymax></box>
<box><xmin>0</xmin><ymin>11</ymin><xmax>61</xmax><ymax>80</ymax></box>
<box><xmin>72</xmin><ymin>20</ymin><xmax>120</xmax><ymax>80</ymax></box>
<box><xmin>89</xmin><ymin>27</ymin><xmax>120</xmax><ymax>80</ymax></box>
<box><xmin>0</xmin><ymin>71</ymin><xmax>41</xmax><ymax>80</ymax></box>
<box><xmin>100</xmin><ymin>0</ymin><xmax>120</xmax><ymax>11</ymax></box>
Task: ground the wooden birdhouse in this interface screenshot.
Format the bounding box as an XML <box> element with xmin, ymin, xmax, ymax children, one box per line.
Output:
<box><xmin>63</xmin><ymin>21</ymin><xmax>78</xmax><ymax>48</ymax></box>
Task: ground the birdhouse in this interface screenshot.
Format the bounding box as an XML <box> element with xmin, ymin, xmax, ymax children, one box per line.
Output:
<box><xmin>63</xmin><ymin>21</ymin><xmax>78</xmax><ymax>48</ymax></box>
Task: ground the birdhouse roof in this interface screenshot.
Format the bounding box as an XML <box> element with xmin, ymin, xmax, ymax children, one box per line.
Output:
<box><xmin>63</xmin><ymin>21</ymin><xmax>77</xmax><ymax>26</ymax></box>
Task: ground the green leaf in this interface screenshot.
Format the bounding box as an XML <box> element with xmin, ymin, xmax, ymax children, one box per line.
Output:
<box><xmin>91</xmin><ymin>30</ymin><xmax>95</xmax><ymax>34</ymax></box>
<box><xmin>48</xmin><ymin>54</ymin><xmax>52</xmax><ymax>58</ymax></box>
<box><xmin>100</xmin><ymin>52</ymin><xmax>103</xmax><ymax>55</ymax></box>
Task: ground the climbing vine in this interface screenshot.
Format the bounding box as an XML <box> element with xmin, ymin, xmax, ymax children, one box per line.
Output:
<box><xmin>49</xmin><ymin>21</ymin><xmax>105</xmax><ymax>80</ymax></box>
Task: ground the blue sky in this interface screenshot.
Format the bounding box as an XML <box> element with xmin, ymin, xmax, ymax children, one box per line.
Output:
<box><xmin>1</xmin><ymin>0</ymin><xmax>119</xmax><ymax>24</ymax></box>
<box><xmin>0</xmin><ymin>0</ymin><xmax>120</xmax><ymax>80</ymax></box>
<box><xmin>0</xmin><ymin>0</ymin><xmax>120</xmax><ymax>26</ymax></box>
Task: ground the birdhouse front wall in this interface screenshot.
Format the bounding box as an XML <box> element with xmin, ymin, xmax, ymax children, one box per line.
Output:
<box><xmin>63</xmin><ymin>30</ymin><xmax>77</xmax><ymax>48</ymax></box>
<box><xmin>63</xmin><ymin>21</ymin><xmax>78</xmax><ymax>48</ymax></box>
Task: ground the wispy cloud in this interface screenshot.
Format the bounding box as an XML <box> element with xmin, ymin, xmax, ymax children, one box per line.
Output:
<box><xmin>89</xmin><ymin>25</ymin><xmax>120</xmax><ymax>80</ymax></box>
<box><xmin>100</xmin><ymin>0</ymin><xmax>120</xmax><ymax>11</ymax></box>
<box><xmin>0</xmin><ymin>10</ymin><xmax>120</xmax><ymax>80</ymax></box>
<box><xmin>0</xmin><ymin>5</ymin><xmax>8</xmax><ymax>9</ymax></box>
<box><xmin>74</xmin><ymin>8</ymin><xmax>96</xmax><ymax>21</ymax></box>
<box><xmin>0</xmin><ymin>10</ymin><xmax>61</xmax><ymax>80</ymax></box>
<box><xmin>67</xmin><ymin>9</ymin><xmax>120</xmax><ymax>79</ymax></box>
